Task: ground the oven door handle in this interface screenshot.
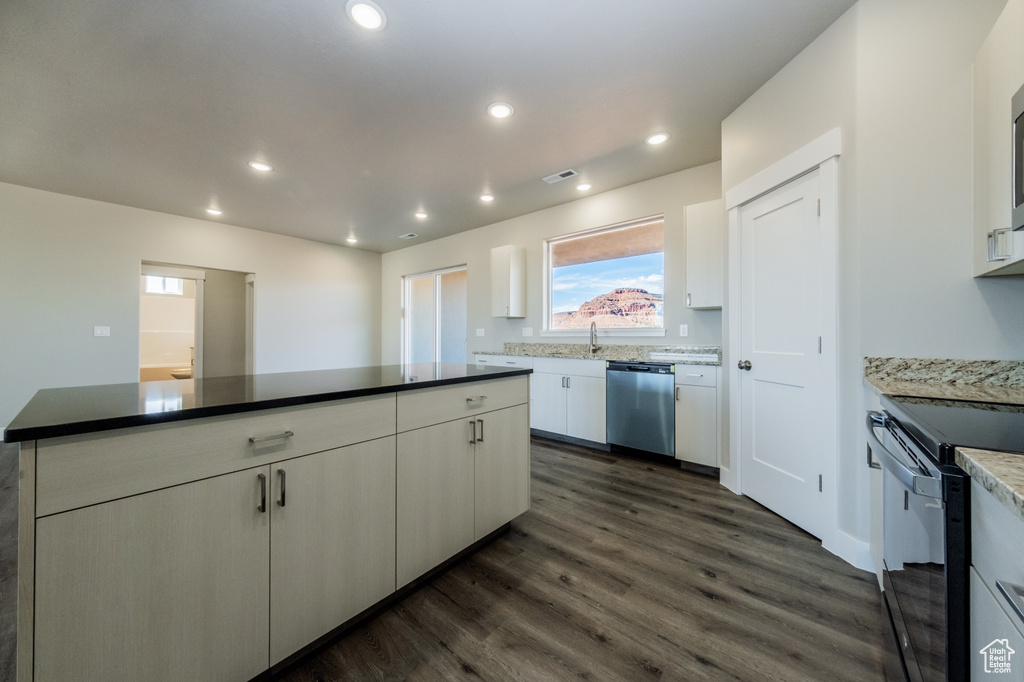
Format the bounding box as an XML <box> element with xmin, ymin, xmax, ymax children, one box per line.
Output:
<box><xmin>866</xmin><ymin>412</ymin><xmax>942</xmax><ymax>499</ymax></box>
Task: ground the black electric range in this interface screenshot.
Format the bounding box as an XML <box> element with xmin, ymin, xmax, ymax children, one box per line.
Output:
<box><xmin>871</xmin><ymin>394</ymin><xmax>1024</xmax><ymax>682</ymax></box>
<box><xmin>881</xmin><ymin>394</ymin><xmax>1024</xmax><ymax>464</ymax></box>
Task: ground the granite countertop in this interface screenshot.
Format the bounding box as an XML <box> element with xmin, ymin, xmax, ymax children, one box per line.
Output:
<box><xmin>475</xmin><ymin>343</ymin><xmax>723</xmax><ymax>366</ymax></box>
<box><xmin>4</xmin><ymin>362</ymin><xmax>531</xmax><ymax>443</ymax></box>
<box><xmin>865</xmin><ymin>356</ymin><xmax>1024</xmax><ymax>523</ymax></box>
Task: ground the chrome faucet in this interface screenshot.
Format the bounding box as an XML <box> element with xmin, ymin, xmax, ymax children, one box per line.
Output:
<box><xmin>589</xmin><ymin>320</ymin><xmax>599</xmax><ymax>355</ymax></box>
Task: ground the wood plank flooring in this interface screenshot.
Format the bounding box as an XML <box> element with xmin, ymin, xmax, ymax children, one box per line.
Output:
<box><xmin>276</xmin><ymin>438</ymin><xmax>884</xmax><ymax>681</ymax></box>
<box><xmin>0</xmin><ymin>437</ymin><xmax>884</xmax><ymax>681</ymax></box>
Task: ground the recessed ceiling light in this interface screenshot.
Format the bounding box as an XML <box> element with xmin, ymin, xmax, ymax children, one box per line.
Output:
<box><xmin>480</xmin><ymin>194</ymin><xmax>494</xmax><ymax>202</ymax></box>
<box><xmin>248</xmin><ymin>161</ymin><xmax>273</xmax><ymax>172</ymax></box>
<box><xmin>414</xmin><ymin>211</ymin><xmax>428</xmax><ymax>219</ymax></box>
<box><xmin>487</xmin><ymin>102</ymin><xmax>514</xmax><ymax>119</ymax></box>
<box><xmin>576</xmin><ymin>184</ymin><xmax>592</xmax><ymax>191</ymax></box>
<box><xmin>347</xmin><ymin>0</ymin><xmax>386</xmax><ymax>30</ymax></box>
<box><xmin>346</xmin><ymin>237</ymin><xmax>358</xmax><ymax>244</ymax></box>
<box><xmin>206</xmin><ymin>208</ymin><xmax>223</xmax><ymax>216</ymax></box>
<box><xmin>645</xmin><ymin>133</ymin><xmax>670</xmax><ymax>145</ymax></box>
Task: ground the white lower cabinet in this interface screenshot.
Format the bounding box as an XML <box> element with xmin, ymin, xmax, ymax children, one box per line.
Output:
<box><xmin>396</xmin><ymin>403</ymin><xmax>531</xmax><ymax>588</ymax></box>
<box><xmin>971</xmin><ymin>568</ymin><xmax>1024</xmax><ymax>678</ymax></box>
<box><xmin>269</xmin><ymin>437</ymin><xmax>397</xmax><ymax>665</ymax></box>
<box><xmin>35</xmin><ymin>467</ymin><xmax>272</xmax><ymax>682</ymax></box>
<box><xmin>530</xmin><ymin>358</ymin><xmax>606</xmax><ymax>443</ymax></box>
<box><xmin>396</xmin><ymin>418</ymin><xmax>476</xmax><ymax>588</ymax></box>
<box><xmin>674</xmin><ymin>365</ymin><xmax>721</xmax><ymax>467</ymax></box>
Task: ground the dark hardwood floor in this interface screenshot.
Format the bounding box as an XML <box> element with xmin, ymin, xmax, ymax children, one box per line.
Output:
<box><xmin>0</xmin><ymin>437</ymin><xmax>884</xmax><ymax>681</ymax></box>
<box><xmin>276</xmin><ymin>438</ymin><xmax>884</xmax><ymax>681</ymax></box>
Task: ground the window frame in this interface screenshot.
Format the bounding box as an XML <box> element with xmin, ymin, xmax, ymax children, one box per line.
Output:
<box><xmin>541</xmin><ymin>215</ymin><xmax>667</xmax><ymax>337</ymax></box>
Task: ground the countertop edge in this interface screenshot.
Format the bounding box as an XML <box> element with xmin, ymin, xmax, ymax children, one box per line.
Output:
<box><xmin>956</xmin><ymin>447</ymin><xmax>1024</xmax><ymax>524</ymax></box>
<box><xmin>4</xmin><ymin>367</ymin><xmax>532</xmax><ymax>444</ymax></box>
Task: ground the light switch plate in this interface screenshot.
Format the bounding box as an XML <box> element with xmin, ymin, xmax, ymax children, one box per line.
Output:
<box><xmin>94</xmin><ymin>326</ymin><xmax>110</xmax><ymax>337</ymax></box>
<box><xmin>679</xmin><ymin>324</ymin><xmax>688</xmax><ymax>337</ymax></box>
<box><xmin>475</xmin><ymin>328</ymin><xmax>485</xmax><ymax>337</ymax></box>
<box><xmin>522</xmin><ymin>327</ymin><xmax>533</xmax><ymax>337</ymax></box>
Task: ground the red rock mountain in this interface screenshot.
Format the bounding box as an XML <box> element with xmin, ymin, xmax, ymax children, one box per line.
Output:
<box><xmin>552</xmin><ymin>288</ymin><xmax>663</xmax><ymax>329</ymax></box>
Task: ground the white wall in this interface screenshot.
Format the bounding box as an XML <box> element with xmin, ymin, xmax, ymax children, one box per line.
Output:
<box><xmin>380</xmin><ymin>163</ymin><xmax>723</xmax><ymax>364</ymax></box>
<box><xmin>722</xmin><ymin>0</ymin><xmax>1023</xmax><ymax>556</ymax></box>
<box><xmin>0</xmin><ymin>182</ymin><xmax>382</xmax><ymax>429</ymax></box>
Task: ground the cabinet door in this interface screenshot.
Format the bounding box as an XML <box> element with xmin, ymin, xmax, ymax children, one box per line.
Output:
<box><xmin>971</xmin><ymin>568</ymin><xmax>1024</xmax><ymax>678</ymax></box>
<box><xmin>565</xmin><ymin>375</ymin><xmax>606</xmax><ymax>443</ymax></box>
<box><xmin>269</xmin><ymin>437</ymin><xmax>396</xmax><ymax>665</ymax></box>
<box><xmin>397</xmin><ymin>420</ymin><xmax>475</xmax><ymax>588</ymax></box>
<box><xmin>531</xmin><ymin>372</ymin><xmax>567</xmax><ymax>434</ymax></box>
<box><xmin>675</xmin><ymin>384</ymin><xmax>718</xmax><ymax>467</ymax></box>
<box><xmin>685</xmin><ymin>198</ymin><xmax>724</xmax><ymax>309</ymax></box>
<box><xmin>475</xmin><ymin>404</ymin><xmax>530</xmax><ymax>540</ymax></box>
<box><xmin>34</xmin><ymin>467</ymin><xmax>271</xmax><ymax>682</ymax></box>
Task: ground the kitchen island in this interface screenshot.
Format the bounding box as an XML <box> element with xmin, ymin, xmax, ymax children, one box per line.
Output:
<box><xmin>5</xmin><ymin>363</ymin><xmax>532</xmax><ymax>682</ymax></box>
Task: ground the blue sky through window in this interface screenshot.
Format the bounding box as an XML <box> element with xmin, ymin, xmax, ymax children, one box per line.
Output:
<box><xmin>551</xmin><ymin>252</ymin><xmax>664</xmax><ymax>315</ymax></box>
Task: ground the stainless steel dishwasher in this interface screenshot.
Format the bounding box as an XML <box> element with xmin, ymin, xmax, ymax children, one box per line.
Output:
<box><xmin>605</xmin><ymin>361</ymin><xmax>675</xmax><ymax>458</ymax></box>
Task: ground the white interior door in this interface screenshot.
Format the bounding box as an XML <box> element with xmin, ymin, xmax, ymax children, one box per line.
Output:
<box><xmin>738</xmin><ymin>169</ymin><xmax>823</xmax><ymax>538</ymax></box>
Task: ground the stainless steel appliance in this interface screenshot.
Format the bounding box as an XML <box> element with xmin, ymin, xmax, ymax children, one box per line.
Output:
<box><xmin>606</xmin><ymin>361</ymin><xmax>674</xmax><ymax>458</ymax></box>
<box><xmin>867</xmin><ymin>393</ymin><xmax>1024</xmax><ymax>681</ymax></box>
<box><xmin>1012</xmin><ymin>80</ymin><xmax>1024</xmax><ymax>231</ymax></box>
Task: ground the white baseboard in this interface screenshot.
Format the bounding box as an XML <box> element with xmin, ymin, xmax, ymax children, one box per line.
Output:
<box><xmin>833</xmin><ymin>529</ymin><xmax>873</xmax><ymax>573</ymax></box>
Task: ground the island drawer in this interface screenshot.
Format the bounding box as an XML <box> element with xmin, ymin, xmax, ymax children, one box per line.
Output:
<box><xmin>397</xmin><ymin>376</ymin><xmax>528</xmax><ymax>433</ymax></box>
<box><xmin>35</xmin><ymin>393</ymin><xmax>396</xmax><ymax>517</ymax></box>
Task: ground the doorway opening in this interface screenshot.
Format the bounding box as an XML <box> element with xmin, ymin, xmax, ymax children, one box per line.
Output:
<box><xmin>402</xmin><ymin>266</ymin><xmax>467</xmax><ymax>365</ymax></box>
<box><xmin>140</xmin><ymin>263</ymin><xmax>255</xmax><ymax>381</ymax></box>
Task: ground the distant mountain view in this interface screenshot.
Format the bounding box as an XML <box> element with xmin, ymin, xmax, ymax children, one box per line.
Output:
<box><xmin>551</xmin><ymin>288</ymin><xmax>663</xmax><ymax>329</ymax></box>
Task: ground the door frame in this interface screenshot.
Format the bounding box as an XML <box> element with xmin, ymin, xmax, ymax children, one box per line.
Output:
<box><xmin>724</xmin><ymin>128</ymin><xmax>840</xmax><ymax>555</ymax></box>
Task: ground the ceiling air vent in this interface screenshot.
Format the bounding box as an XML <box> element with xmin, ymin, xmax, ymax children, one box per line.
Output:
<box><xmin>542</xmin><ymin>169</ymin><xmax>578</xmax><ymax>184</ymax></box>
<box><xmin>398</xmin><ymin>233</ymin><xmax>419</xmax><ymax>240</ymax></box>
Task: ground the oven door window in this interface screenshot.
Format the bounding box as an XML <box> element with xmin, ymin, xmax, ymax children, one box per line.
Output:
<box><xmin>883</xmin><ymin>465</ymin><xmax>946</xmax><ymax>682</ymax></box>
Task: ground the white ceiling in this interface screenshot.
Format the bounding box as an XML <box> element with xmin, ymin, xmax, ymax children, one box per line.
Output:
<box><xmin>0</xmin><ymin>0</ymin><xmax>856</xmax><ymax>253</ymax></box>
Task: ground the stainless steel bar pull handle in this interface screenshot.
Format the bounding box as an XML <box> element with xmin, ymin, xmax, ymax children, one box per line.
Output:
<box><xmin>675</xmin><ymin>386</ymin><xmax>680</xmax><ymax>401</ymax></box>
<box><xmin>257</xmin><ymin>473</ymin><xmax>267</xmax><ymax>513</ymax></box>
<box><xmin>249</xmin><ymin>430</ymin><xmax>294</xmax><ymax>444</ymax></box>
<box><xmin>465</xmin><ymin>395</ymin><xmax>487</xmax><ymax>403</ymax></box>
<box><xmin>277</xmin><ymin>469</ymin><xmax>286</xmax><ymax>507</ymax></box>
<box><xmin>469</xmin><ymin>419</ymin><xmax>477</xmax><ymax>444</ymax></box>
<box><xmin>477</xmin><ymin>418</ymin><xmax>484</xmax><ymax>442</ymax></box>
<box><xmin>997</xmin><ymin>581</ymin><xmax>1024</xmax><ymax>626</ymax></box>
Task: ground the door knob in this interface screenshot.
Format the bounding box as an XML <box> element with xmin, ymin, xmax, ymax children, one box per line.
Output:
<box><xmin>738</xmin><ymin>360</ymin><xmax>752</xmax><ymax>371</ymax></box>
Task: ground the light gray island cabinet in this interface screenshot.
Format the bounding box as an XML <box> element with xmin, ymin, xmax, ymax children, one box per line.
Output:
<box><xmin>8</xmin><ymin>366</ymin><xmax>531</xmax><ymax>682</ymax></box>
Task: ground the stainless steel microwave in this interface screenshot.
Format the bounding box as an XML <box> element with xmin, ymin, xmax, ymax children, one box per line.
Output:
<box><xmin>1013</xmin><ymin>80</ymin><xmax>1024</xmax><ymax>230</ymax></box>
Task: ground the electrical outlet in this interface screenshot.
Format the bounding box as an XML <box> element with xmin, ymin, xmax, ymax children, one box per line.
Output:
<box><xmin>679</xmin><ymin>324</ymin><xmax>688</xmax><ymax>337</ymax></box>
<box><xmin>522</xmin><ymin>327</ymin><xmax>533</xmax><ymax>337</ymax></box>
<box><xmin>476</xmin><ymin>328</ymin><xmax>485</xmax><ymax>337</ymax></box>
<box><xmin>94</xmin><ymin>326</ymin><xmax>111</xmax><ymax>337</ymax></box>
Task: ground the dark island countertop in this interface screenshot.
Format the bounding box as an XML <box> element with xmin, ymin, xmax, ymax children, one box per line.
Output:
<box><xmin>4</xmin><ymin>363</ymin><xmax>532</xmax><ymax>443</ymax></box>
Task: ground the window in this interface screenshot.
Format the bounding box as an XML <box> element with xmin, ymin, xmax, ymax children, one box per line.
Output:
<box><xmin>546</xmin><ymin>216</ymin><xmax>664</xmax><ymax>331</ymax></box>
<box><xmin>144</xmin><ymin>275</ymin><xmax>184</xmax><ymax>295</ymax></box>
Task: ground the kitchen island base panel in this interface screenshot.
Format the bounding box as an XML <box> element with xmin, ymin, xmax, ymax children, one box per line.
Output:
<box><xmin>13</xmin><ymin>369</ymin><xmax>530</xmax><ymax>682</ymax></box>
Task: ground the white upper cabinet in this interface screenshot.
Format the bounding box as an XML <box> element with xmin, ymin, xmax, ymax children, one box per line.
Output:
<box><xmin>684</xmin><ymin>199</ymin><xmax>725</xmax><ymax>308</ymax></box>
<box><xmin>973</xmin><ymin>4</ymin><xmax>1024</xmax><ymax>276</ymax></box>
<box><xmin>491</xmin><ymin>245</ymin><xmax>526</xmax><ymax>317</ymax></box>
